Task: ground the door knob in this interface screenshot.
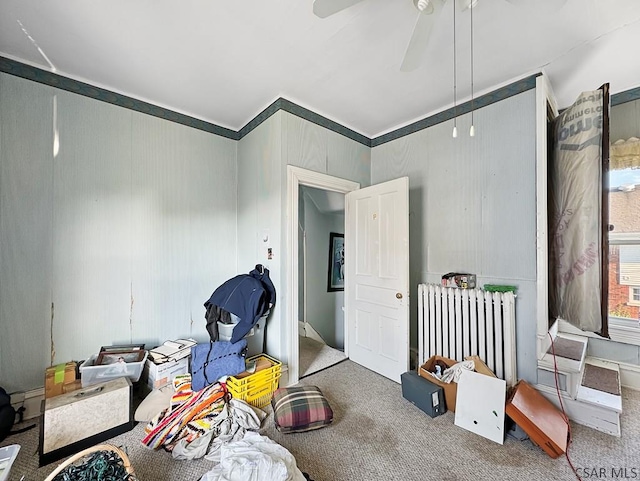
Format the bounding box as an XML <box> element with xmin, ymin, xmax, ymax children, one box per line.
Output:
<box><xmin>396</xmin><ymin>293</ymin><xmax>403</xmax><ymax>299</ymax></box>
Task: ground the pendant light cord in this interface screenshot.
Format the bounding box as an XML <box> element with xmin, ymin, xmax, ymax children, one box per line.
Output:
<box><xmin>470</xmin><ymin>0</ymin><xmax>475</xmax><ymax>133</ymax></box>
<box><xmin>453</xmin><ymin>0</ymin><xmax>457</xmax><ymax>131</ymax></box>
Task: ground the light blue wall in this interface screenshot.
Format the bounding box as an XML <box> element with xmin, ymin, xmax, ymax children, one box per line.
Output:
<box><xmin>283</xmin><ymin>113</ymin><xmax>371</xmax><ymax>187</ymax></box>
<box><xmin>236</xmin><ymin>111</ymin><xmax>371</xmax><ymax>366</ymax></box>
<box><xmin>236</xmin><ymin>112</ymin><xmax>285</xmax><ymax>358</ymax></box>
<box><xmin>6</xmin><ymin>64</ymin><xmax>634</xmax><ymax>393</ymax></box>
<box><xmin>371</xmin><ymin>90</ymin><xmax>539</xmax><ymax>383</ymax></box>
<box><xmin>0</xmin><ymin>73</ymin><xmax>238</xmax><ymax>392</ymax></box>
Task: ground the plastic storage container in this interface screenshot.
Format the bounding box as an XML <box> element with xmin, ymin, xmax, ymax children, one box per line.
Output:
<box><xmin>226</xmin><ymin>353</ymin><xmax>282</xmax><ymax>408</ymax></box>
<box><xmin>218</xmin><ymin>315</ymin><xmax>266</xmax><ymax>357</ymax></box>
<box><xmin>0</xmin><ymin>444</ymin><xmax>20</xmax><ymax>481</ymax></box>
<box><xmin>217</xmin><ymin>321</ymin><xmax>236</xmax><ymax>341</ymax></box>
<box><xmin>80</xmin><ymin>351</ymin><xmax>148</xmax><ymax>387</ymax></box>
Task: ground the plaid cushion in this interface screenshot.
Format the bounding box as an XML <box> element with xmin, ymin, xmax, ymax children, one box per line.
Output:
<box><xmin>271</xmin><ymin>385</ymin><xmax>333</xmax><ymax>433</ymax></box>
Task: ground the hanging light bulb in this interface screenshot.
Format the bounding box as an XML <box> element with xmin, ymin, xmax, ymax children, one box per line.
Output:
<box><xmin>460</xmin><ymin>0</ymin><xmax>478</xmax><ymax>11</ymax></box>
<box><xmin>452</xmin><ymin>0</ymin><xmax>458</xmax><ymax>138</ymax></box>
<box><xmin>53</xmin><ymin>95</ymin><xmax>60</xmax><ymax>157</ymax></box>
<box><xmin>416</xmin><ymin>0</ymin><xmax>435</xmax><ymax>14</ymax></box>
<box><xmin>469</xmin><ymin>0</ymin><xmax>475</xmax><ymax>137</ymax></box>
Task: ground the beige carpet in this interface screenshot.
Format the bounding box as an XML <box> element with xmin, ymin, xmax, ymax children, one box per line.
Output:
<box><xmin>3</xmin><ymin>360</ymin><xmax>640</xmax><ymax>481</ymax></box>
<box><xmin>299</xmin><ymin>336</ymin><xmax>347</xmax><ymax>378</ymax></box>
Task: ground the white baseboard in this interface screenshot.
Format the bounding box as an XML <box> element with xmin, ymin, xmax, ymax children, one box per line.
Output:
<box><xmin>10</xmin><ymin>387</ymin><xmax>44</xmax><ymax>420</ymax></box>
<box><xmin>619</xmin><ymin>361</ymin><xmax>640</xmax><ymax>391</ymax></box>
<box><xmin>280</xmin><ymin>364</ymin><xmax>290</xmax><ymax>388</ymax></box>
<box><xmin>300</xmin><ymin>321</ymin><xmax>325</xmax><ymax>344</ymax></box>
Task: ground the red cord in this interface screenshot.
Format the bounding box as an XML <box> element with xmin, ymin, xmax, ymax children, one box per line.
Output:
<box><xmin>548</xmin><ymin>333</ymin><xmax>581</xmax><ymax>481</ymax></box>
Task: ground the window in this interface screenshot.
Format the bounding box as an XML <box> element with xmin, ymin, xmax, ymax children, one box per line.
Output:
<box><xmin>631</xmin><ymin>287</ymin><xmax>640</xmax><ymax>306</ymax></box>
<box><xmin>607</xmin><ymin>139</ymin><xmax>640</xmax><ymax>330</ymax></box>
<box><xmin>609</xmin><ymin>241</ymin><xmax>640</xmax><ymax>315</ymax></box>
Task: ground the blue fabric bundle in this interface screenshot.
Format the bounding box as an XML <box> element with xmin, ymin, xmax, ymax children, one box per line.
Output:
<box><xmin>204</xmin><ymin>265</ymin><xmax>276</xmax><ymax>343</ymax></box>
<box><xmin>191</xmin><ymin>339</ymin><xmax>247</xmax><ymax>391</ymax></box>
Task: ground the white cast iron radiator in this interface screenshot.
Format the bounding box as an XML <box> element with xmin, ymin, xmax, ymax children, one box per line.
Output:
<box><xmin>418</xmin><ymin>284</ymin><xmax>517</xmax><ymax>387</ymax></box>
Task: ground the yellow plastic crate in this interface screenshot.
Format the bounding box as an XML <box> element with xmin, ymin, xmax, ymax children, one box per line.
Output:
<box><xmin>226</xmin><ymin>354</ymin><xmax>282</xmax><ymax>408</ymax></box>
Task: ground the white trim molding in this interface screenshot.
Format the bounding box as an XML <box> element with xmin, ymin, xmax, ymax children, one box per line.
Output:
<box><xmin>535</xmin><ymin>74</ymin><xmax>558</xmax><ymax>361</ymax></box>
<box><xmin>10</xmin><ymin>387</ymin><xmax>44</xmax><ymax>420</ymax></box>
<box><xmin>286</xmin><ymin>166</ymin><xmax>359</xmax><ymax>387</ymax></box>
<box><xmin>619</xmin><ymin>361</ymin><xmax>640</xmax><ymax>391</ymax></box>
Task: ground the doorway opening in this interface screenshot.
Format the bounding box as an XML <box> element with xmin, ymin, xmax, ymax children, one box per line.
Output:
<box><xmin>298</xmin><ymin>185</ymin><xmax>348</xmax><ymax>377</ymax></box>
<box><xmin>286</xmin><ymin>166</ymin><xmax>360</xmax><ymax>386</ymax></box>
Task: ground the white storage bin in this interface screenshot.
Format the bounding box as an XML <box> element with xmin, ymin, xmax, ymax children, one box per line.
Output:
<box><xmin>143</xmin><ymin>356</ymin><xmax>189</xmax><ymax>390</ymax></box>
<box><xmin>80</xmin><ymin>351</ymin><xmax>148</xmax><ymax>387</ymax></box>
<box><xmin>217</xmin><ymin>320</ymin><xmax>238</xmax><ymax>341</ymax></box>
<box><xmin>0</xmin><ymin>444</ymin><xmax>20</xmax><ymax>481</ymax></box>
<box><xmin>218</xmin><ymin>316</ymin><xmax>266</xmax><ymax>357</ymax></box>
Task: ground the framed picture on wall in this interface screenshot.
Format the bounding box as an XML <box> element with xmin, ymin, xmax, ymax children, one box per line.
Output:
<box><xmin>327</xmin><ymin>232</ymin><xmax>345</xmax><ymax>292</ymax></box>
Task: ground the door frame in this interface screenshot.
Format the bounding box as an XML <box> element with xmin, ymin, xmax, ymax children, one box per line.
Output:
<box><xmin>286</xmin><ymin>166</ymin><xmax>360</xmax><ymax>386</ymax></box>
<box><xmin>535</xmin><ymin>74</ymin><xmax>558</xmax><ymax>360</ymax></box>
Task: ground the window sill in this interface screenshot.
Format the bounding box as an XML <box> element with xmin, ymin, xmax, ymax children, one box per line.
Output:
<box><xmin>609</xmin><ymin>316</ymin><xmax>640</xmax><ymax>346</ymax></box>
<box><xmin>557</xmin><ymin>317</ymin><xmax>640</xmax><ymax>347</ymax></box>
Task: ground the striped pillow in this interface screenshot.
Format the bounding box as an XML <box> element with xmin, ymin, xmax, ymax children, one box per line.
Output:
<box><xmin>271</xmin><ymin>386</ymin><xmax>333</xmax><ymax>433</ymax></box>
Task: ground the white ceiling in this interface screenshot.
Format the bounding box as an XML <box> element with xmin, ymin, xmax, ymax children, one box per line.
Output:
<box><xmin>1</xmin><ymin>0</ymin><xmax>639</xmax><ymax>138</ymax></box>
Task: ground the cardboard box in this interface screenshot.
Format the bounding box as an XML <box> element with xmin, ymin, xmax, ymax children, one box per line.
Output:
<box><xmin>143</xmin><ymin>356</ymin><xmax>189</xmax><ymax>390</ymax></box>
<box><xmin>45</xmin><ymin>362</ymin><xmax>78</xmax><ymax>399</ymax></box>
<box><xmin>62</xmin><ymin>380</ymin><xmax>83</xmax><ymax>394</ymax></box>
<box><xmin>418</xmin><ymin>356</ymin><xmax>459</xmax><ymax>412</ymax></box>
<box><xmin>417</xmin><ymin>355</ymin><xmax>497</xmax><ymax>412</ymax></box>
<box><xmin>441</xmin><ymin>272</ymin><xmax>477</xmax><ymax>289</ymax></box>
<box><xmin>465</xmin><ymin>355</ymin><xmax>497</xmax><ymax>378</ymax></box>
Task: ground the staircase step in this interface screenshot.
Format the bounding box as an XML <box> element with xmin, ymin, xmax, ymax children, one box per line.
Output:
<box><xmin>537</xmin><ymin>367</ymin><xmax>581</xmax><ymax>399</ymax></box>
<box><xmin>535</xmin><ymin>383</ymin><xmax>621</xmax><ymax>437</ymax></box>
<box><xmin>538</xmin><ymin>333</ymin><xmax>588</xmax><ymax>374</ymax></box>
<box><xmin>576</xmin><ymin>358</ymin><xmax>622</xmax><ymax>413</ymax></box>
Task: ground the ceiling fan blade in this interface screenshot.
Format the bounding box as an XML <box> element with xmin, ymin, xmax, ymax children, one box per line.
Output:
<box><xmin>504</xmin><ymin>0</ymin><xmax>567</xmax><ymax>13</ymax></box>
<box><xmin>400</xmin><ymin>0</ymin><xmax>446</xmax><ymax>72</ymax></box>
<box><xmin>313</xmin><ymin>0</ymin><xmax>366</xmax><ymax>18</ymax></box>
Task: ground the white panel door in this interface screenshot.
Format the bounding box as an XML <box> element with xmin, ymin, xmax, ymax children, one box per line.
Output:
<box><xmin>345</xmin><ymin>177</ymin><xmax>409</xmax><ymax>383</ymax></box>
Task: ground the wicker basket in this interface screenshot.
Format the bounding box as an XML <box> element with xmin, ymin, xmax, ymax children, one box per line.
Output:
<box><xmin>44</xmin><ymin>444</ymin><xmax>137</xmax><ymax>481</ymax></box>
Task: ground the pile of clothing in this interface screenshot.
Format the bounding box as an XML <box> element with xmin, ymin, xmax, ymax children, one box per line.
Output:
<box><xmin>141</xmin><ymin>374</ymin><xmax>307</xmax><ymax>480</ymax></box>
<box><xmin>142</xmin><ymin>374</ymin><xmax>263</xmax><ymax>458</ymax></box>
